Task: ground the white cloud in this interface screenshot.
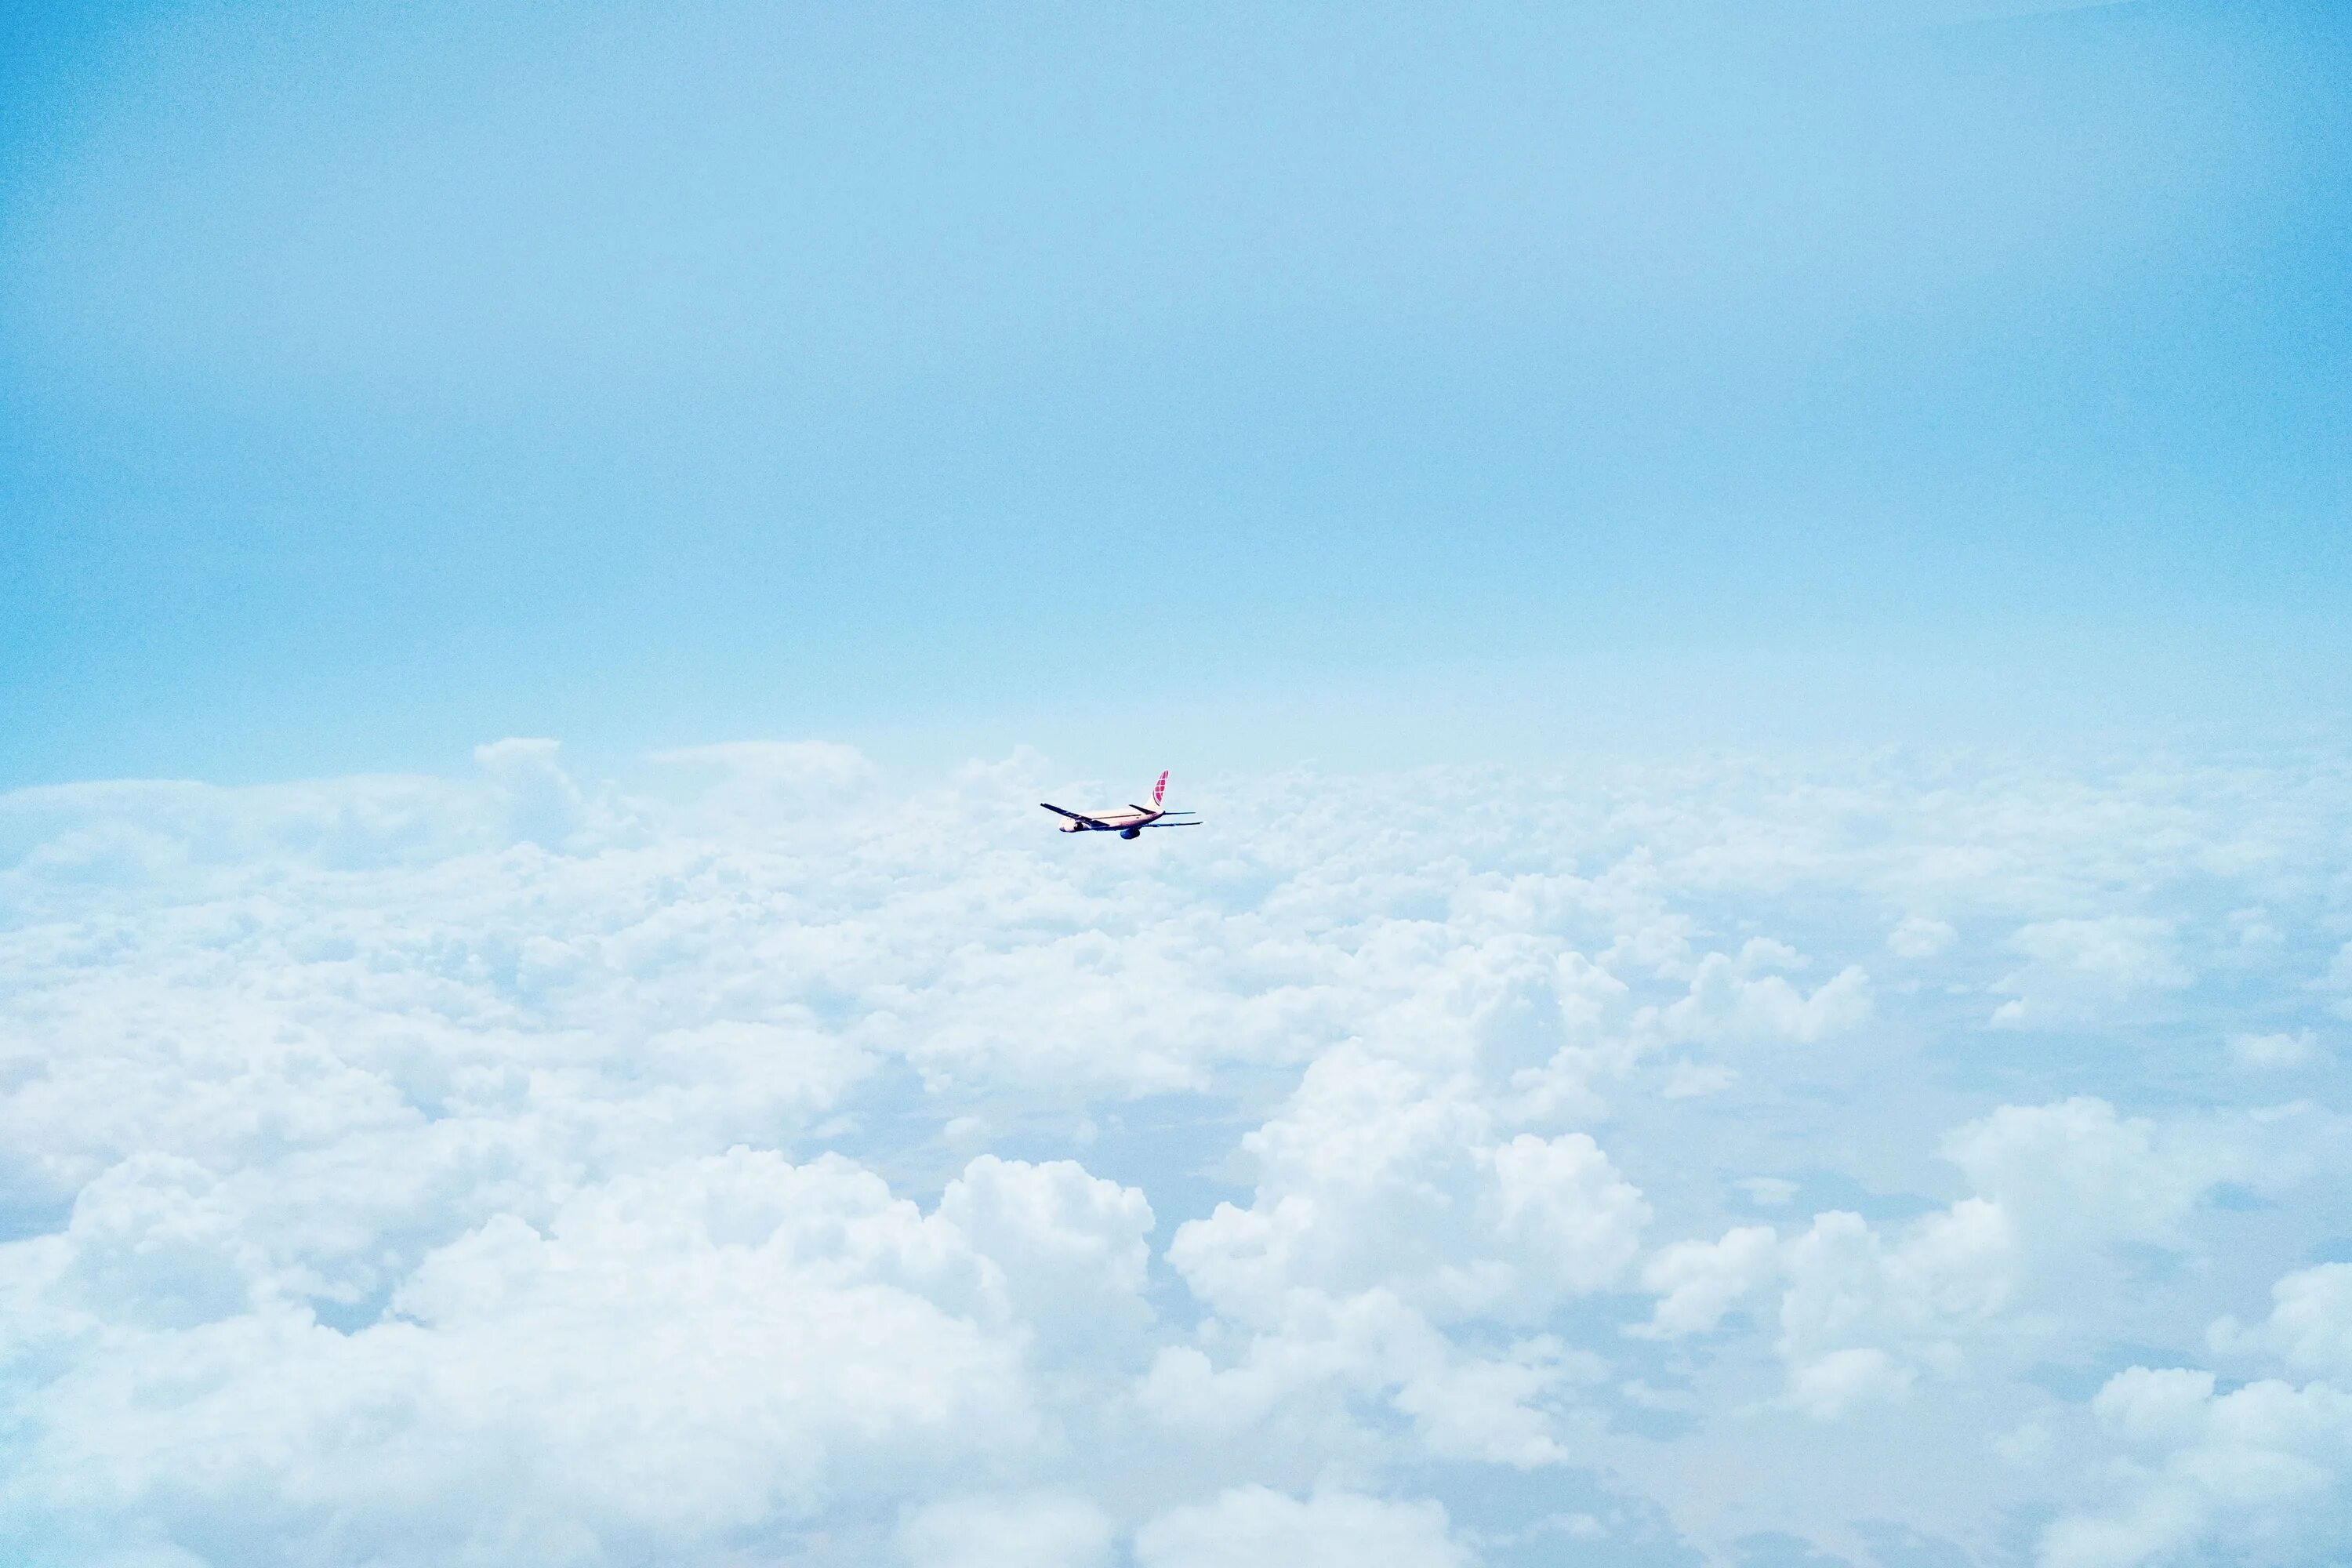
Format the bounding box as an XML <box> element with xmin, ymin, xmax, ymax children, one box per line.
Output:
<box><xmin>2041</xmin><ymin>1368</ymin><xmax>2352</xmax><ymax>1568</ymax></box>
<box><xmin>4</xmin><ymin>1149</ymin><xmax>1066</xmax><ymax>1564</ymax></box>
<box><xmin>1134</xmin><ymin>1289</ymin><xmax>1590</xmax><ymax>1468</ymax></box>
<box><xmin>896</xmin><ymin>1492</ymin><xmax>1114</xmax><ymax>1568</ymax></box>
<box><xmin>1992</xmin><ymin>917</ymin><xmax>2192</xmax><ymax>1028</ymax></box>
<box><xmin>2228</xmin><ymin>1029</ymin><xmax>2322</xmax><ymax>1069</ymax></box>
<box><xmin>1786</xmin><ymin>1345</ymin><xmax>1915</xmax><ymax>1419</ymax></box>
<box><xmin>1134</xmin><ymin>1487</ymin><xmax>1472</xmax><ymax>1568</ymax></box>
<box><xmin>2211</xmin><ymin>1264</ymin><xmax>2352</xmax><ymax>1381</ymax></box>
<box><xmin>1632</xmin><ymin>1093</ymin><xmax>2335</xmax><ymax>1425</ymax></box>
<box><xmin>936</xmin><ymin>1155</ymin><xmax>1156</xmax><ymax>1352</ymax></box>
<box><xmin>1649</xmin><ymin>943</ymin><xmax>1874</xmax><ymax>1049</ymax></box>
<box><xmin>3</xmin><ymin>739</ymin><xmax>2350</xmax><ymax>1566</ymax></box>
<box><xmin>472</xmin><ymin>737</ymin><xmax>589</xmax><ymax>848</ymax></box>
<box><xmin>1888</xmin><ymin>915</ymin><xmax>1958</xmax><ymax>959</ymax></box>
<box><xmin>2321</xmin><ymin>942</ymin><xmax>2352</xmax><ymax>1020</ymax></box>
<box><xmin>1165</xmin><ymin>1047</ymin><xmax>1647</xmax><ymax>1328</ymax></box>
<box><xmin>1771</xmin><ymin>1199</ymin><xmax>2014</xmax><ymax>1417</ymax></box>
<box><xmin>1942</xmin><ymin>1096</ymin><xmax>2242</xmax><ymax>1248</ymax></box>
<box><xmin>1737</xmin><ymin>1176</ymin><xmax>1798</xmax><ymax>1207</ymax></box>
<box><xmin>1149</xmin><ymin>1045</ymin><xmax>1643</xmax><ymax>1465</ymax></box>
<box><xmin>1661</xmin><ymin>1060</ymin><xmax>1739</xmax><ymax>1098</ymax></box>
<box><xmin>1636</xmin><ymin>1225</ymin><xmax>1778</xmax><ymax>1338</ymax></box>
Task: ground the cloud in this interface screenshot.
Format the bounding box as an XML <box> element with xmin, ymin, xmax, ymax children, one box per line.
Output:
<box><xmin>936</xmin><ymin>1155</ymin><xmax>1156</xmax><ymax>1352</ymax></box>
<box><xmin>1167</xmin><ymin>1047</ymin><xmax>1647</xmax><ymax>1329</ymax></box>
<box><xmin>2210</xmin><ymin>1264</ymin><xmax>2352</xmax><ymax>1381</ymax></box>
<box><xmin>1134</xmin><ymin>1487</ymin><xmax>1472</xmax><ymax>1568</ymax></box>
<box><xmin>0</xmin><ymin>1147</ymin><xmax>1167</xmax><ymax>1566</ymax></box>
<box><xmin>1636</xmin><ymin>1224</ymin><xmax>1778</xmax><ymax>1338</ymax></box>
<box><xmin>1786</xmin><ymin>1346</ymin><xmax>1915</xmax><ymax>1421</ymax></box>
<box><xmin>2228</xmin><ymin>1029</ymin><xmax>2322</xmax><ymax>1070</ymax></box>
<box><xmin>1638</xmin><ymin>1196</ymin><xmax>2006</xmax><ymax>1415</ymax></box>
<box><xmin>895</xmin><ymin>1492</ymin><xmax>1114</xmax><ymax>1568</ymax></box>
<box><xmin>1941</xmin><ymin>1097</ymin><xmax>2248</xmax><ymax>1248</ymax></box>
<box><xmin>1632</xmin><ymin>1094</ymin><xmax>2343</xmax><ymax>1425</ymax></box>
<box><xmin>1650</xmin><ymin>942</ymin><xmax>1875</xmax><ymax>1050</ymax></box>
<box><xmin>1991</xmin><ymin>917</ymin><xmax>2191</xmax><ymax>1028</ymax></box>
<box><xmin>1771</xmin><ymin>1200</ymin><xmax>2013</xmax><ymax>1417</ymax></box>
<box><xmin>2040</xmin><ymin>1367</ymin><xmax>2352</xmax><ymax>1568</ymax></box>
<box><xmin>1887</xmin><ymin>915</ymin><xmax>1958</xmax><ymax>960</ymax></box>
<box><xmin>1147</xmin><ymin>1044</ymin><xmax>1642</xmax><ymax>1466</ymax></box>
<box><xmin>472</xmin><ymin>738</ymin><xmax>589</xmax><ymax>848</ymax></box>
<box><xmin>3</xmin><ymin>739</ymin><xmax>2350</xmax><ymax>1564</ymax></box>
<box><xmin>2321</xmin><ymin>942</ymin><xmax>2352</xmax><ymax>1021</ymax></box>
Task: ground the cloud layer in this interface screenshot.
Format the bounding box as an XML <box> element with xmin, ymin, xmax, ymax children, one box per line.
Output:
<box><xmin>2</xmin><ymin>740</ymin><xmax>2348</xmax><ymax>1566</ymax></box>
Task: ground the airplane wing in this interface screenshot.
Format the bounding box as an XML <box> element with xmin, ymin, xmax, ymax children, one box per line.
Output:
<box><xmin>1040</xmin><ymin>803</ymin><xmax>1112</xmax><ymax>829</ymax></box>
<box><xmin>1138</xmin><ymin>819</ymin><xmax>1203</xmax><ymax>828</ymax></box>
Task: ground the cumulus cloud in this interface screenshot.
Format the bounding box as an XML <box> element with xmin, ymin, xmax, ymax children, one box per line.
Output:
<box><xmin>1167</xmin><ymin>1047</ymin><xmax>1648</xmax><ymax>1327</ymax></box>
<box><xmin>2</xmin><ymin>739</ymin><xmax>2348</xmax><ymax>1565</ymax></box>
<box><xmin>1887</xmin><ymin>915</ymin><xmax>1958</xmax><ymax>959</ymax></box>
<box><xmin>2322</xmin><ymin>942</ymin><xmax>2352</xmax><ymax>1018</ymax></box>
<box><xmin>936</xmin><ymin>1155</ymin><xmax>1156</xmax><ymax>1353</ymax></box>
<box><xmin>1774</xmin><ymin>1200</ymin><xmax>2013</xmax><ymax>1417</ymax></box>
<box><xmin>895</xmin><ymin>1491</ymin><xmax>1113</xmax><ymax>1568</ymax></box>
<box><xmin>1632</xmin><ymin>1091</ymin><xmax>2345</xmax><ymax>1431</ymax></box>
<box><xmin>2041</xmin><ymin>1367</ymin><xmax>2352</xmax><ymax>1568</ymax></box>
<box><xmin>1650</xmin><ymin>942</ymin><xmax>1874</xmax><ymax>1049</ymax></box>
<box><xmin>1134</xmin><ymin>1487</ymin><xmax>1471</xmax><ymax>1568</ymax></box>
<box><xmin>1635</xmin><ymin>1193</ymin><xmax>2016</xmax><ymax>1414</ymax></box>
<box><xmin>2229</xmin><ymin>1029</ymin><xmax>2323</xmax><ymax>1070</ymax></box>
<box><xmin>1636</xmin><ymin>1224</ymin><xmax>1778</xmax><ymax>1338</ymax></box>
<box><xmin>1991</xmin><ymin>917</ymin><xmax>2191</xmax><ymax>1027</ymax></box>
<box><xmin>0</xmin><ymin>1148</ymin><xmax>1163</xmax><ymax>1566</ymax></box>
<box><xmin>1942</xmin><ymin>1097</ymin><xmax>2260</xmax><ymax>1250</ymax></box>
<box><xmin>1145</xmin><ymin>1044</ymin><xmax>1643</xmax><ymax>1466</ymax></box>
<box><xmin>2210</xmin><ymin>1264</ymin><xmax>2352</xmax><ymax>1381</ymax></box>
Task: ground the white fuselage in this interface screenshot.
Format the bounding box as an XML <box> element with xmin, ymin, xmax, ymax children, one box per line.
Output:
<box><xmin>1059</xmin><ymin>806</ymin><xmax>1162</xmax><ymax>833</ymax></box>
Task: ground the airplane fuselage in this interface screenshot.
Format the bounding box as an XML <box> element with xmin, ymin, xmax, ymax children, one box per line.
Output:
<box><xmin>1058</xmin><ymin>807</ymin><xmax>1164</xmax><ymax>836</ymax></box>
<box><xmin>1040</xmin><ymin>771</ymin><xmax>1200</xmax><ymax>839</ymax></box>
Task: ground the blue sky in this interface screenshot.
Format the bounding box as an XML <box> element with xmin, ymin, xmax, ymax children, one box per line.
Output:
<box><xmin>5</xmin><ymin>0</ymin><xmax>2347</xmax><ymax>786</ymax></box>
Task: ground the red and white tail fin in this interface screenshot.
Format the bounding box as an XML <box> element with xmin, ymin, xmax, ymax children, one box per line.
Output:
<box><xmin>1152</xmin><ymin>771</ymin><xmax>1168</xmax><ymax>808</ymax></box>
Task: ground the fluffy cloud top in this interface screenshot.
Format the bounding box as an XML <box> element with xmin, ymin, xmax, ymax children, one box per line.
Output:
<box><xmin>1134</xmin><ymin>1486</ymin><xmax>1471</xmax><ymax>1568</ymax></box>
<box><xmin>2</xmin><ymin>739</ymin><xmax>2347</xmax><ymax>1566</ymax></box>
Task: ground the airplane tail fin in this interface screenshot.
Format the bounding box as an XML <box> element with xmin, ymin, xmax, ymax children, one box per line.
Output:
<box><xmin>1152</xmin><ymin>770</ymin><xmax>1168</xmax><ymax>808</ymax></box>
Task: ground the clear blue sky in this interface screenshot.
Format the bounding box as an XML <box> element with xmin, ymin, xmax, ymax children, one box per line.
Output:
<box><xmin>4</xmin><ymin>0</ymin><xmax>2347</xmax><ymax>786</ymax></box>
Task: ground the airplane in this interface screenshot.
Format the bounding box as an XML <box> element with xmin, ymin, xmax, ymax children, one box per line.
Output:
<box><xmin>1040</xmin><ymin>771</ymin><xmax>1201</xmax><ymax>839</ymax></box>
